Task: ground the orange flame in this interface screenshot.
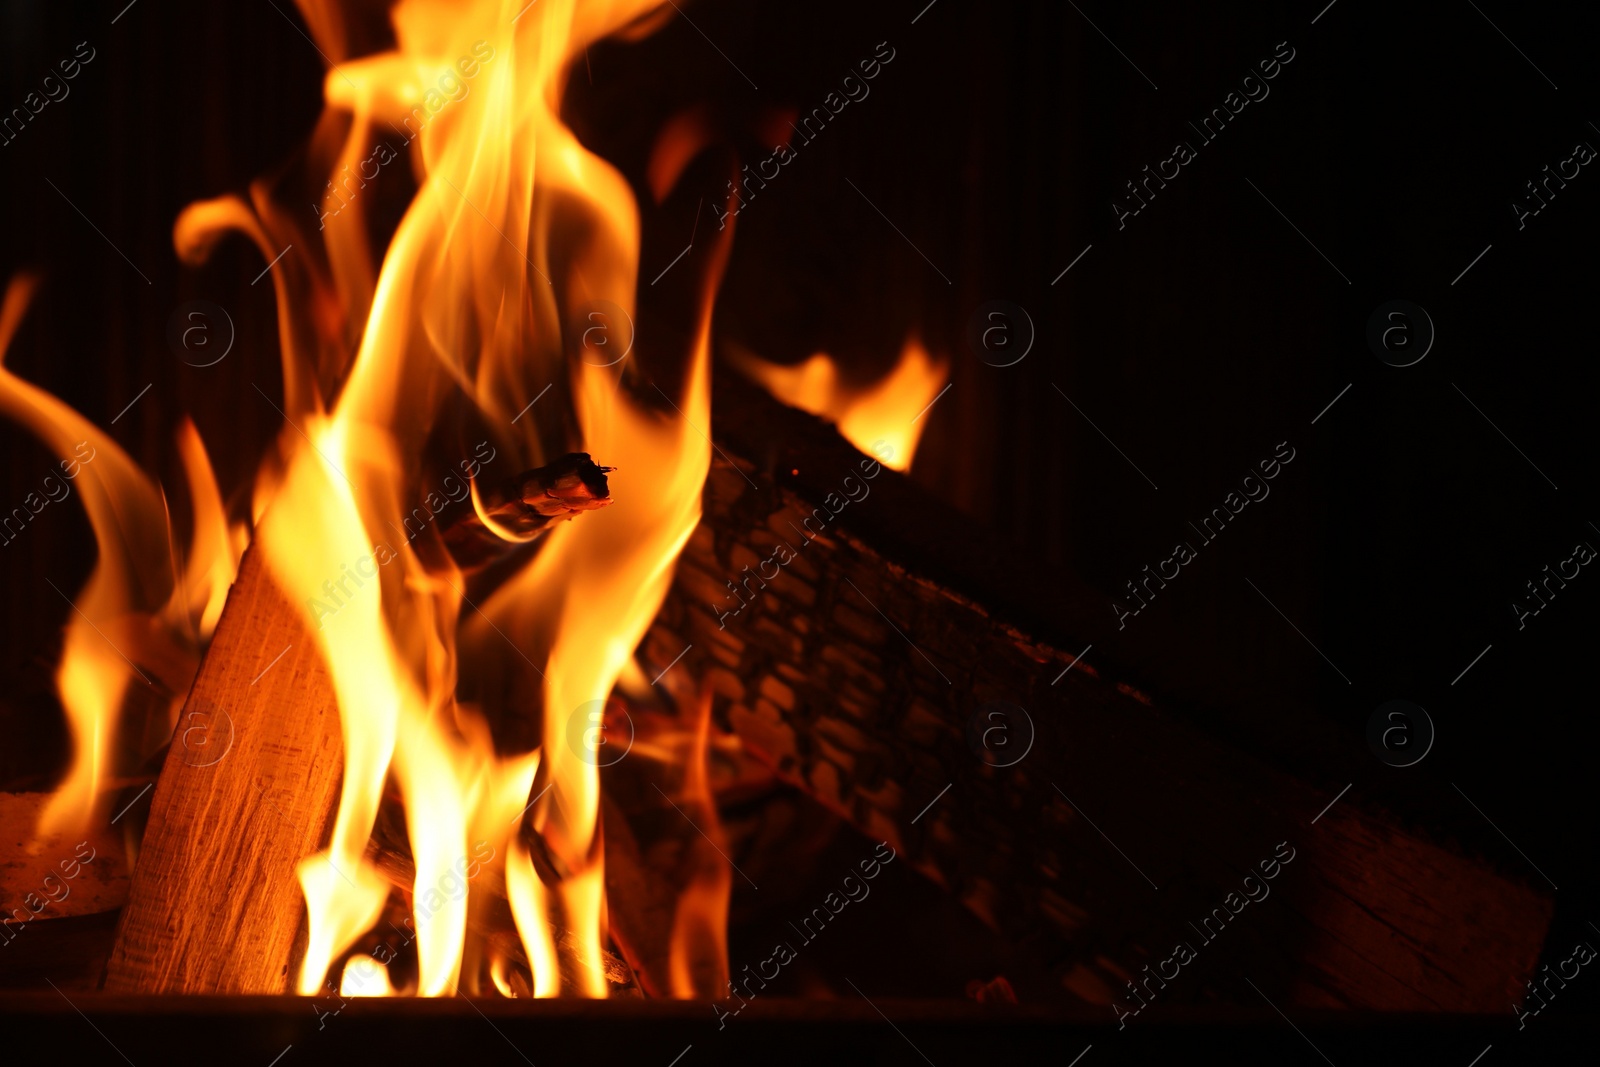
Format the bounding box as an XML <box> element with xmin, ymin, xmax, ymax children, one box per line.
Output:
<box><xmin>175</xmin><ymin>0</ymin><xmax>724</xmax><ymax>997</ymax></box>
<box><xmin>728</xmin><ymin>335</ymin><xmax>950</xmax><ymax>471</ymax></box>
<box><xmin>0</xmin><ymin>275</ymin><xmax>240</xmax><ymax>837</ymax></box>
<box><xmin>9</xmin><ymin>0</ymin><xmax>737</xmax><ymax>997</ymax></box>
<box><xmin>668</xmin><ymin>686</ymin><xmax>731</xmax><ymax>997</ymax></box>
<box><xmin>164</xmin><ymin>417</ymin><xmax>240</xmax><ymax>643</ymax></box>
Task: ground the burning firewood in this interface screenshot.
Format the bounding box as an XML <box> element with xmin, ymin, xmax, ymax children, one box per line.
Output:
<box><xmin>105</xmin><ymin>448</ymin><xmax>619</xmax><ymax>994</ymax></box>
<box><xmin>637</xmin><ymin>372</ymin><xmax>1558</xmax><ymax>1013</ymax></box>
<box><xmin>363</xmin><ymin>826</ymin><xmax>639</xmax><ymax>997</ymax></box>
<box><xmin>441</xmin><ymin>452</ymin><xmax>614</xmax><ymax>568</ymax></box>
<box><xmin>104</xmin><ymin>547</ymin><xmax>345</xmax><ymax>994</ymax></box>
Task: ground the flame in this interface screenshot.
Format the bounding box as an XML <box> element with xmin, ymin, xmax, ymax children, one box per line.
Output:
<box><xmin>488</xmin><ymin>951</ymin><xmax>519</xmax><ymax>997</ymax></box>
<box><xmin>256</xmin><ymin>419</ymin><xmax>395</xmax><ymax>995</ymax></box>
<box><xmin>481</xmin><ymin>340</ymin><xmax>717</xmax><ymax>996</ymax></box>
<box><xmin>339</xmin><ymin>954</ymin><xmax>396</xmax><ymax>996</ymax></box>
<box><xmin>505</xmin><ymin>839</ymin><xmax>561</xmax><ymax>996</ymax></box>
<box><xmin>0</xmin><ymin>275</ymin><xmax>239</xmax><ymax>837</ymax></box>
<box><xmin>667</xmin><ymin>685</ymin><xmax>731</xmax><ymax>997</ymax></box>
<box><xmin>185</xmin><ymin>0</ymin><xmax>723</xmax><ymax>998</ymax></box>
<box><xmin>164</xmin><ymin>417</ymin><xmax>241</xmax><ymax>642</ymax></box>
<box><xmin>728</xmin><ymin>335</ymin><xmax>949</xmax><ymax>471</ymax></box>
<box><xmin>6</xmin><ymin>0</ymin><xmax>736</xmax><ymax>996</ymax></box>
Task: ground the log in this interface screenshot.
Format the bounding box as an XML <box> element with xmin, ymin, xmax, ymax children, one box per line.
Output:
<box><xmin>0</xmin><ymin>789</ymin><xmax>132</xmax><ymax>928</ymax></box>
<box><xmin>104</xmin><ymin>545</ymin><xmax>343</xmax><ymax>993</ymax></box>
<box><xmin>636</xmin><ymin>370</ymin><xmax>1555</xmax><ymax>1012</ymax></box>
<box><xmin>106</xmin><ymin>451</ymin><xmax>615</xmax><ymax>994</ymax></box>
<box><xmin>1</xmin><ymin>786</ymin><xmax>134</xmax><ymax>985</ymax></box>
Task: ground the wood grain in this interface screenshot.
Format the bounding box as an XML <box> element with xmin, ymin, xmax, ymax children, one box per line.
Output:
<box><xmin>104</xmin><ymin>546</ymin><xmax>342</xmax><ymax>993</ymax></box>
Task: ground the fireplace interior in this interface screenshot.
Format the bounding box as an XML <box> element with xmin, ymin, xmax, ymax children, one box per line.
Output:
<box><xmin>2</xmin><ymin>0</ymin><xmax>1596</xmax><ymax>1063</ymax></box>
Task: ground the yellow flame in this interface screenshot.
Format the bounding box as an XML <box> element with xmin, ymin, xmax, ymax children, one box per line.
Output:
<box><xmin>729</xmin><ymin>336</ymin><xmax>949</xmax><ymax>471</ymax></box>
<box><xmin>0</xmin><ymin>276</ymin><xmax>238</xmax><ymax>837</ymax></box>
<box><xmin>506</xmin><ymin>839</ymin><xmax>561</xmax><ymax>997</ymax></box>
<box><xmin>488</xmin><ymin>952</ymin><xmax>517</xmax><ymax>997</ymax></box>
<box><xmin>339</xmin><ymin>954</ymin><xmax>396</xmax><ymax>996</ymax></box>
<box><xmin>7</xmin><ymin>0</ymin><xmax>743</xmax><ymax>999</ymax></box>
<box><xmin>226</xmin><ymin>0</ymin><xmax>712</xmax><ymax>998</ymax></box>
<box><xmin>261</xmin><ymin>420</ymin><xmax>398</xmax><ymax>996</ymax></box>
<box><xmin>485</xmin><ymin>245</ymin><xmax>723</xmax><ymax>996</ymax></box>
<box><xmin>165</xmin><ymin>417</ymin><xmax>241</xmax><ymax>641</ymax></box>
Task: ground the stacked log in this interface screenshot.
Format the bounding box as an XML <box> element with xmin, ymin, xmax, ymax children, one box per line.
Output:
<box><xmin>634</xmin><ymin>372</ymin><xmax>1553</xmax><ymax>1012</ymax></box>
<box><xmin>90</xmin><ymin>374</ymin><xmax>1552</xmax><ymax>1008</ymax></box>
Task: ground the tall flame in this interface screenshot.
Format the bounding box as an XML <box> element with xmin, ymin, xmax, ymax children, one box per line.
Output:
<box><xmin>0</xmin><ymin>275</ymin><xmax>239</xmax><ymax>836</ymax></box>
<box><xmin>7</xmin><ymin>0</ymin><xmax>738</xmax><ymax>996</ymax></box>
<box><xmin>484</xmin><ymin>345</ymin><xmax>716</xmax><ymax>996</ymax></box>
<box><xmin>203</xmin><ymin>0</ymin><xmax>719</xmax><ymax>996</ymax></box>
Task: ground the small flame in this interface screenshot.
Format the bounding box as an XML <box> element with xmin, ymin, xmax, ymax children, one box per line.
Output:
<box><xmin>339</xmin><ymin>954</ymin><xmax>396</xmax><ymax>996</ymax></box>
<box><xmin>667</xmin><ymin>686</ymin><xmax>731</xmax><ymax>997</ymax></box>
<box><xmin>488</xmin><ymin>952</ymin><xmax>518</xmax><ymax>998</ymax></box>
<box><xmin>729</xmin><ymin>335</ymin><xmax>949</xmax><ymax>471</ymax></box>
<box><xmin>164</xmin><ymin>417</ymin><xmax>242</xmax><ymax>643</ymax></box>
<box><xmin>505</xmin><ymin>839</ymin><xmax>561</xmax><ymax>997</ymax></box>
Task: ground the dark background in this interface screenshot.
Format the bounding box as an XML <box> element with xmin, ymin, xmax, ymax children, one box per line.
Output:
<box><xmin>1</xmin><ymin>0</ymin><xmax>1595</xmax><ymax>1035</ymax></box>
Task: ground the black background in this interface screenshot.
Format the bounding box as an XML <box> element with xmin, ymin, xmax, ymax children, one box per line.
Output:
<box><xmin>1</xmin><ymin>0</ymin><xmax>1596</xmax><ymax>1041</ymax></box>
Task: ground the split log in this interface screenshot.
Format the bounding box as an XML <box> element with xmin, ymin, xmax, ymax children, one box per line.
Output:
<box><xmin>106</xmin><ymin>452</ymin><xmax>615</xmax><ymax>993</ymax></box>
<box><xmin>637</xmin><ymin>370</ymin><xmax>1555</xmax><ymax>1012</ymax></box>
<box><xmin>104</xmin><ymin>545</ymin><xmax>343</xmax><ymax>993</ymax></box>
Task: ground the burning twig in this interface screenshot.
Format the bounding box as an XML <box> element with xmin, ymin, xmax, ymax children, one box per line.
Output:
<box><xmin>442</xmin><ymin>452</ymin><xmax>615</xmax><ymax>568</ymax></box>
